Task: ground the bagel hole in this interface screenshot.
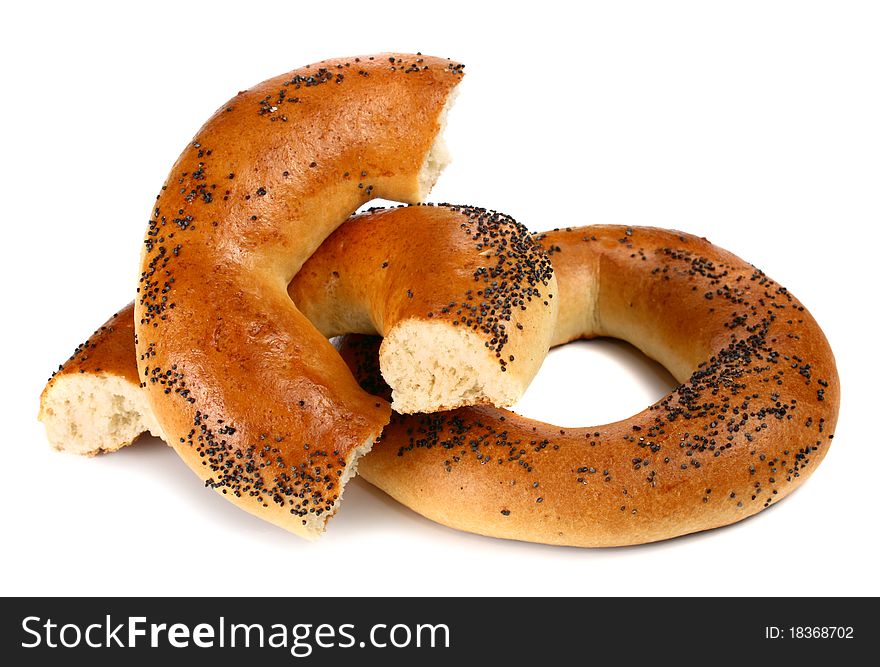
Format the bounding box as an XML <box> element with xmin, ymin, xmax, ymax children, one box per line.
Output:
<box><xmin>510</xmin><ymin>338</ymin><xmax>677</xmax><ymax>428</ymax></box>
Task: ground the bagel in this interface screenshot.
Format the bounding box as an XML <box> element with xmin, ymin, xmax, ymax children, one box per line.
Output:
<box><xmin>351</xmin><ymin>225</ymin><xmax>840</xmax><ymax>546</ymax></box>
<box><xmin>40</xmin><ymin>307</ymin><xmax>161</xmax><ymax>454</ymax></box>
<box><xmin>41</xmin><ymin>220</ymin><xmax>838</xmax><ymax>546</ymax></box>
<box><xmin>133</xmin><ymin>54</ymin><xmax>472</xmax><ymax>537</ymax></box>
<box><xmin>289</xmin><ymin>205</ymin><xmax>557</xmax><ymax>413</ymax></box>
<box><xmin>42</xmin><ymin>203</ymin><xmax>557</xmax><ymax>528</ymax></box>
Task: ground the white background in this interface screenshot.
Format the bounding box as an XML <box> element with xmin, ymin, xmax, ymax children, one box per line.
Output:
<box><xmin>2</xmin><ymin>1</ymin><xmax>877</xmax><ymax>597</ymax></box>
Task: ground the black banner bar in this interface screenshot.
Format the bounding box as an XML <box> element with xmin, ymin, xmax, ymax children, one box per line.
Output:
<box><xmin>0</xmin><ymin>597</ymin><xmax>871</xmax><ymax>665</ymax></box>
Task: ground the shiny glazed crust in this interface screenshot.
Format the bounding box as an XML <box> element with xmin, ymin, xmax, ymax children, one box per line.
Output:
<box><xmin>133</xmin><ymin>54</ymin><xmax>463</xmax><ymax>537</ymax></box>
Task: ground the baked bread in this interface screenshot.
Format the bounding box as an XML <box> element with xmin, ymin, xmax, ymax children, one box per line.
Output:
<box><xmin>40</xmin><ymin>222</ymin><xmax>840</xmax><ymax>546</ymax></box>
<box><xmin>352</xmin><ymin>225</ymin><xmax>840</xmax><ymax>546</ymax></box>
<box><xmin>39</xmin><ymin>308</ymin><xmax>162</xmax><ymax>455</ymax></box>
<box><xmin>290</xmin><ymin>205</ymin><xmax>557</xmax><ymax>412</ymax></box>
<box><xmin>133</xmin><ymin>54</ymin><xmax>470</xmax><ymax>537</ymax></box>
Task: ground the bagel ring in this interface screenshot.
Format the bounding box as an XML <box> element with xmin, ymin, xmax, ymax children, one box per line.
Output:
<box><xmin>41</xmin><ymin>215</ymin><xmax>838</xmax><ymax>546</ymax></box>
<box><xmin>349</xmin><ymin>224</ymin><xmax>840</xmax><ymax>546</ymax></box>
<box><xmin>132</xmin><ymin>54</ymin><xmax>478</xmax><ymax>538</ymax></box>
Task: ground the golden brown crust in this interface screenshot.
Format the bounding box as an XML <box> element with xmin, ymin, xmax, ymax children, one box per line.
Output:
<box><xmin>351</xmin><ymin>225</ymin><xmax>840</xmax><ymax>546</ymax></box>
<box><xmin>41</xmin><ymin>307</ymin><xmax>139</xmax><ymax>391</ymax></box>
<box><xmin>133</xmin><ymin>55</ymin><xmax>463</xmax><ymax>536</ymax></box>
